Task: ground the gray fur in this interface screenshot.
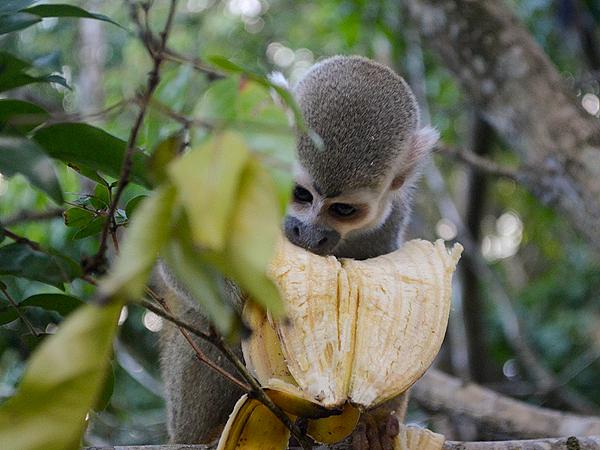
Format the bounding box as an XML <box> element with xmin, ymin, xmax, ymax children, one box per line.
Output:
<box><xmin>334</xmin><ymin>195</ymin><xmax>411</xmax><ymax>260</ymax></box>
<box><xmin>295</xmin><ymin>55</ymin><xmax>419</xmax><ymax>195</ymax></box>
<box><xmin>154</xmin><ymin>268</ymin><xmax>243</xmax><ymax>443</ymax></box>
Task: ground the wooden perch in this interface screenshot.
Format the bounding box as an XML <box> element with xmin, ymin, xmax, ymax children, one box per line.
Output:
<box><xmin>84</xmin><ymin>435</ymin><xmax>600</xmax><ymax>449</ymax></box>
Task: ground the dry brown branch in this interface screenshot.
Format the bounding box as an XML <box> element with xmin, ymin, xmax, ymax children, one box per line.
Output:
<box><xmin>414</xmin><ymin>369</ymin><xmax>600</xmax><ymax>439</ymax></box>
<box><xmin>82</xmin><ymin>436</ymin><xmax>600</xmax><ymax>449</ymax></box>
<box><xmin>443</xmin><ymin>436</ymin><xmax>600</xmax><ymax>450</ymax></box>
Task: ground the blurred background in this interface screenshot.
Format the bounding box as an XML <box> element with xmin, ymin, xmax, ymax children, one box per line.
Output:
<box><xmin>1</xmin><ymin>0</ymin><xmax>600</xmax><ymax>446</ymax></box>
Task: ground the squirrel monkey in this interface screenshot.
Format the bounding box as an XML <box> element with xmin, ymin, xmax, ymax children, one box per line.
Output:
<box><xmin>157</xmin><ymin>55</ymin><xmax>438</xmax><ymax>447</ymax></box>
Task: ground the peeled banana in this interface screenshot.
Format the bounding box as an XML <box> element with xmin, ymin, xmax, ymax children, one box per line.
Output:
<box><xmin>219</xmin><ymin>238</ymin><xmax>462</xmax><ymax>449</ymax></box>
<box><xmin>267</xmin><ymin>238</ymin><xmax>463</xmax><ymax>409</ymax></box>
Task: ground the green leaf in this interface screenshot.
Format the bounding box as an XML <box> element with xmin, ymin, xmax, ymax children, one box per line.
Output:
<box><xmin>0</xmin><ymin>0</ymin><xmax>37</xmax><ymax>14</ymax></box>
<box><xmin>99</xmin><ymin>184</ymin><xmax>176</xmax><ymax>300</ymax></box>
<box><xmin>0</xmin><ymin>309</ymin><xmax>18</xmax><ymax>326</ymax></box>
<box><xmin>206</xmin><ymin>55</ymin><xmax>305</xmax><ymax>131</ymax></box>
<box><xmin>63</xmin><ymin>207</ymin><xmax>94</xmax><ymax>228</ymax></box>
<box><xmin>0</xmin><ymin>294</ymin><xmax>84</xmax><ymax>325</ymax></box>
<box><xmin>195</xmin><ymin>76</ymin><xmax>239</xmax><ymax>123</ymax></box>
<box><xmin>148</xmin><ymin>134</ymin><xmax>183</xmax><ymax>184</ymax></box>
<box><xmin>20</xmin><ymin>293</ymin><xmax>83</xmax><ymax>316</ymax></box>
<box><xmin>0</xmin><ymin>12</ymin><xmax>41</xmax><ymax>35</ymax></box>
<box><xmin>90</xmin><ymin>183</ymin><xmax>110</xmax><ymax>209</ymax></box>
<box><xmin>163</xmin><ymin>236</ymin><xmax>237</xmax><ymax>337</ymax></box>
<box><xmin>72</xmin><ymin>216</ymin><xmax>106</xmax><ymax>240</ymax></box>
<box><xmin>67</xmin><ymin>164</ymin><xmax>108</xmax><ymax>186</ymax></box>
<box><xmin>168</xmin><ymin>131</ymin><xmax>249</xmax><ymax>250</ymax></box>
<box><xmin>0</xmin><ymin>302</ymin><xmax>121</xmax><ymax>450</ymax></box>
<box><xmin>33</xmin><ymin>123</ymin><xmax>151</xmax><ymax>188</ymax></box>
<box><xmin>0</xmin><ymin>52</ymin><xmax>69</xmax><ymax>92</ymax></box>
<box><xmin>125</xmin><ymin>195</ymin><xmax>147</xmax><ymax>219</ymax></box>
<box><xmin>0</xmin><ymin>51</ymin><xmax>30</xmax><ymax>72</ymax></box>
<box><xmin>0</xmin><ymin>135</ymin><xmax>64</xmax><ymax>204</ymax></box>
<box><xmin>22</xmin><ymin>4</ymin><xmax>123</xmax><ymax>28</ymax></box>
<box><xmin>0</xmin><ymin>243</ymin><xmax>82</xmax><ymax>288</ymax></box>
<box><xmin>222</xmin><ymin>159</ymin><xmax>284</xmax><ymax>316</ymax></box>
<box><xmin>0</xmin><ymin>99</ymin><xmax>48</xmax><ymax>135</ymax></box>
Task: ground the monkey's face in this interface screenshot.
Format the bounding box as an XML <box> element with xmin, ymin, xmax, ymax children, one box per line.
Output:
<box><xmin>283</xmin><ymin>165</ymin><xmax>395</xmax><ymax>257</ymax></box>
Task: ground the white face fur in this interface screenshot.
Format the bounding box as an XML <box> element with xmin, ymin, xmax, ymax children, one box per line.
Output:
<box><xmin>287</xmin><ymin>164</ymin><xmax>399</xmax><ymax>240</ymax></box>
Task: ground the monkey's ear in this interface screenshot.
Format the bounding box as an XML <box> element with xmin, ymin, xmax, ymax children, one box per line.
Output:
<box><xmin>391</xmin><ymin>126</ymin><xmax>439</xmax><ymax>190</ymax></box>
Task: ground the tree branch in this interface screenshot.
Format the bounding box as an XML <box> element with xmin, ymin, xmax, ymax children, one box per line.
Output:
<box><xmin>86</xmin><ymin>0</ymin><xmax>179</xmax><ymax>274</ymax></box>
<box><xmin>0</xmin><ymin>284</ymin><xmax>39</xmax><ymax>337</ymax></box>
<box><xmin>414</xmin><ymin>369</ymin><xmax>600</xmax><ymax>439</ymax></box>
<box><xmin>443</xmin><ymin>436</ymin><xmax>600</xmax><ymax>450</ymax></box>
<box><xmin>81</xmin><ymin>436</ymin><xmax>600</xmax><ymax>449</ymax></box>
<box><xmin>438</xmin><ymin>145</ymin><xmax>520</xmax><ymax>181</ymax></box>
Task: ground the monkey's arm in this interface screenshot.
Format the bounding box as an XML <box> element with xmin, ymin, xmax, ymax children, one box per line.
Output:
<box><xmin>153</xmin><ymin>267</ymin><xmax>244</xmax><ymax>444</ymax></box>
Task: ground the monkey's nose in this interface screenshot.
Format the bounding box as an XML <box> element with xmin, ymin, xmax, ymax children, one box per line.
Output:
<box><xmin>317</xmin><ymin>237</ymin><xmax>328</xmax><ymax>247</ymax></box>
<box><xmin>293</xmin><ymin>226</ymin><xmax>300</xmax><ymax>237</ymax></box>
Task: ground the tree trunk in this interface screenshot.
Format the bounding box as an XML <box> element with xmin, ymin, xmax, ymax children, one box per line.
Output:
<box><xmin>406</xmin><ymin>0</ymin><xmax>600</xmax><ymax>252</ymax></box>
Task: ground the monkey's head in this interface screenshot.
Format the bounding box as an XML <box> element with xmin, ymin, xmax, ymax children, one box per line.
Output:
<box><xmin>283</xmin><ymin>56</ymin><xmax>438</xmax><ymax>258</ymax></box>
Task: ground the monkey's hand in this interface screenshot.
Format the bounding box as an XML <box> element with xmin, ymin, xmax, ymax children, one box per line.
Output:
<box><xmin>351</xmin><ymin>411</ymin><xmax>399</xmax><ymax>450</ymax></box>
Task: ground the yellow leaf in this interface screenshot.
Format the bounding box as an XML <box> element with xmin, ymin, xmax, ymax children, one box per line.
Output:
<box><xmin>0</xmin><ymin>303</ymin><xmax>121</xmax><ymax>450</ymax></box>
<box><xmin>168</xmin><ymin>131</ymin><xmax>249</xmax><ymax>250</ymax></box>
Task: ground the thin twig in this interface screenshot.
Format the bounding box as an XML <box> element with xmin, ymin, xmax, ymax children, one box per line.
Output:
<box><xmin>438</xmin><ymin>145</ymin><xmax>521</xmax><ymax>181</ymax></box>
<box><xmin>46</xmin><ymin>99</ymin><xmax>130</xmax><ymax>125</ymax></box>
<box><xmin>141</xmin><ymin>295</ymin><xmax>250</xmax><ymax>391</ymax></box>
<box><xmin>161</xmin><ymin>46</ymin><xmax>225</xmax><ymax>80</ymax></box>
<box><xmin>0</xmin><ymin>285</ymin><xmax>39</xmax><ymax>337</ymax></box>
<box><xmin>1</xmin><ymin>227</ymin><xmax>43</xmax><ymax>252</ymax></box>
<box><xmin>1</xmin><ymin>208</ymin><xmax>64</xmax><ymax>227</ymax></box>
<box><xmin>86</xmin><ymin>0</ymin><xmax>179</xmax><ymax>274</ymax></box>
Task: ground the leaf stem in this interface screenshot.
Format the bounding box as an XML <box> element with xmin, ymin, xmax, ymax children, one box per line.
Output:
<box><xmin>0</xmin><ymin>285</ymin><xmax>39</xmax><ymax>337</ymax></box>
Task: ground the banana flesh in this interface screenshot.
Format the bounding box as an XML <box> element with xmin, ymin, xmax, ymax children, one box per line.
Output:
<box><xmin>268</xmin><ymin>238</ymin><xmax>462</xmax><ymax>409</ymax></box>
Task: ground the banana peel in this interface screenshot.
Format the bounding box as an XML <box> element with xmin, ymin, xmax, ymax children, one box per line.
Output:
<box><xmin>306</xmin><ymin>402</ymin><xmax>361</xmax><ymax>444</ymax></box>
<box><xmin>394</xmin><ymin>424</ymin><xmax>445</xmax><ymax>450</ymax></box>
<box><xmin>216</xmin><ymin>394</ymin><xmax>291</xmax><ymax>450</ymax></box>
<box><xmin>219</xmin><ymin>238</ymin><xmax>462</xmax><ymax>449</ymax></box>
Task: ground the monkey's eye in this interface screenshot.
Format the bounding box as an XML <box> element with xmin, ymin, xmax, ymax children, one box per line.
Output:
<box><xmin>330</xmin><ymin>203</ymin><xmax>357</xmax><ymax>218</ymax></box>
<box><xmin>293</xmin><ymin>186</ymin><xmax>313</xmax><ymax>203</ymax></box>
